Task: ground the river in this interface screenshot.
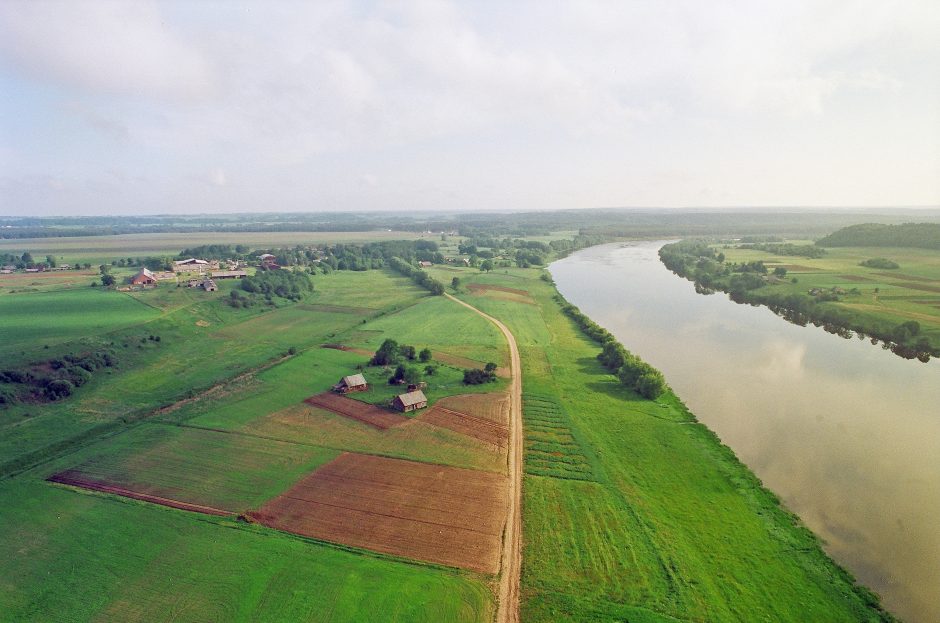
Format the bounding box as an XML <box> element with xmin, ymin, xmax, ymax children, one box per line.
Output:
<box><xmin>549</xmin><ymin>241</ymin><xmax>940</xmax><ymax>623</ymax></box>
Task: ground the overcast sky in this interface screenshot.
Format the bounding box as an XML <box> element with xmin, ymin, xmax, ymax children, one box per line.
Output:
<box><xmin>0</xmin><ymin>0</ymin><xmax>938</xmax><ymax>216</ymax></box>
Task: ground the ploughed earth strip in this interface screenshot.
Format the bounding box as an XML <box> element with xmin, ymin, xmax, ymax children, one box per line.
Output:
<box><xmin>304</xmin><ymin>392</ymin><xmax>407</xmax><ymax>430</ymax></box>
<box><xmin>248</xmin><ymin>452</ymin><xmax>508</xmax><ymax>574</ymax></box>
<box><xmin>418</xmin><ymin>394</ymin><xmax>510</xmax><ymax>448</ymax></box>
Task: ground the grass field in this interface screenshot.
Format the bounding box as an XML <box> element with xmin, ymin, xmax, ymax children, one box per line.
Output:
<box><xmin>719</xmin><ymin>244</ymin><xmax>940</xmax><ymax>349</ymax></box>
<box><xmin>0</xmin><ymin>262</ymin><xmax>512</xmax><ymax>622</ymax></box>
<box><xmin>0</xmin><ymin>288</ymin><xmax>162</xmax><ymax>356</ymax></box>
<box><xmin>430</xmin><ymin>263</ymin><xmax>893</xmax><ymax>622</ymax></box>
<box><xmin>0</xmin><ymin>477</ymin><xmax>492</xmax><ymax>622</ymax></box>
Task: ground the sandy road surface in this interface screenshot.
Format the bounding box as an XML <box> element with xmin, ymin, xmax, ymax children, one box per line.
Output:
<box><xmin>445</xmin><ymin>293</ymin><xmax>522</xmax><ymax>623</ymax></box>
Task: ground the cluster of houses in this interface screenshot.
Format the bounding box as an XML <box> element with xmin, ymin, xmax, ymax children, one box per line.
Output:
<box><xmin>128</xmin><ymin>257</ymin><xmax>249</xmax><ymax>289</ymax></box>
<box><xmin>332</xmin><ymin>373</ymin><xmax>428</xmax><ymax>412</ymax></box>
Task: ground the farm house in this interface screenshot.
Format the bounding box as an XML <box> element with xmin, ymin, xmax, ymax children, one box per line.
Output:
<box><xmin>333</xmin><ymin>374</ymin><xmax>368</xmax><ymax>394</ymax></box>
<box><xmin>173</xmin><ymin>258</ymin><xmax>211</xmax><ymax>273</ymax></box>
<box><xmin>200</xmin><ymin>279</ymin><xmax>218</xmax><ymax>292</ymax></box>
<box><xmin>130</xmin><ymin>268</ymin><xmax>156</xmax><ymax>285</ymax></box>
<box><xmin>393</xmin><ymin>389</ymin><xmax>428</xmax><ymax>412</ymax></box>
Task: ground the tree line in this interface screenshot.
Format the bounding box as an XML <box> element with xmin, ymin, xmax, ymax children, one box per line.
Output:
<box><xmin>556</xmin><ymin>296</ymin><xmax>666</xmax><ymax>399</ymax></box>
<box><xmin>387</xmin><ymin>257</ymin><xmax>445</xmax><ymax>295</ymax></box>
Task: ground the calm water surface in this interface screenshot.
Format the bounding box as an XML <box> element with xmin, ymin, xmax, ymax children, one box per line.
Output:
<box><xmin>550</xmin><ymin>241</ymin><xmax>940</xmax><ymax>623</ymax></box>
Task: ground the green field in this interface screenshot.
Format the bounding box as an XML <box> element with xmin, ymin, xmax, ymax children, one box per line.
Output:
<box><xmin>718</xmin><ymin>244</ymin><xmax>940</xmax><ymax>351</ymax></box>
<box><xmin>0</xmin><ymin>264</ymin><xmax>511</xmax><ymax>621</ymax></box>
<box><xmin>428</xmin><ymin>263</ymin><xmax>893</xmax><ymax>622</ymax></box>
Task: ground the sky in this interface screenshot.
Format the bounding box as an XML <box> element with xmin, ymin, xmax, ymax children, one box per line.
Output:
<box><xmin>0</xmin><ymin>0</ymin><xmax>938</xmax><ymax>216</ymax></box>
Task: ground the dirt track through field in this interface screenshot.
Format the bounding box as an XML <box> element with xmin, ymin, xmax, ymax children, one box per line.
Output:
<box><xmin>247</xmin><ymin>452</ymin><xmax>507</xmax><ymax>573</ymax></box>
<box><xmin>445</xmin><ymin>293</ymin><xmax>522</xmax><ymax>623</ymax></box>
<box><xmin>304</xmin><ymin>392</ymin><xmax>408</xmax><ymax>429</ymax></box>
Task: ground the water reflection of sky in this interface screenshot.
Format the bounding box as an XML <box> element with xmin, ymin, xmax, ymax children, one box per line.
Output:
<box><xmin>551</xmin><ymin>241</ymin><xmax>940</xmax><ymax>623</ymax></box>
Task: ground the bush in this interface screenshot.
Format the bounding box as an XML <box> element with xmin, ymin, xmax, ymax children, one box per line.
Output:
<box><xmin>45</xmin><ymin>379</ymin><xmax>74</xmax><ymax>400</ymax></box>
<box><xmin>372</xmin><ymin>339</ymin><xmax>400</xmax><ymax>366</ymax></box>
<box><xmin>463</xmin><ymin>368</ymin><xmax>496</xmax><ymax>385</ymax></box>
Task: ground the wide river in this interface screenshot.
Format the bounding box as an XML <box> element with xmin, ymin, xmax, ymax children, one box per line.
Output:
<box><xmin>550</xmin><ymin>241</ymin><xmax>940</xmax><ymax>623</ymax></box>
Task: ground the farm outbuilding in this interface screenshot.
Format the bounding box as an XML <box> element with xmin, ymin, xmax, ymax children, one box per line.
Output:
<box><xmin>211</xmin><ymin>270</ymin><xmax>247</xmax><ymax>279</ymax></box>
<box><xmin>130</xmin><ymin>268</ymin><xmax>156</xmax><ymax>285</ymax></box>
<box><xmin>200</xmin><ymin>279</ymin><xmax>218</xmax><ymax>292</ymax></box>
<box><xmin>173</xmin><ymin>258</ymin><xmax>211</xmax><ymax>273</ymax></box>
<box><xmin>333</xmin><ymin>374</ymin><xmax>368</xmax><ymax>394</ymax></box>
<box><xmin>393</xmin><ymin>390</ymin><xmax>428</xmax><ymax>412</ymax></box>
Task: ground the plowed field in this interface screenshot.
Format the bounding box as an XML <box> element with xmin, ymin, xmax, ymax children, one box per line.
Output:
<box><xmin>420</xmin><ymin>406</ymin><xmax>509</xmax><ymax>448</ymax></box>
<box><xmin>435</xmin><ymin>393</ymin><xmax>510</xmax><ymax>424</ymax></box>
<box><xmin>304</xmin><ymin>392</ymin><xmax>407</xmax><ymax>429</ymax></box>
<box><xmin>248</xmin><ymin>453</ymin><xmax>508</xmax><ymax>573</ymax></box>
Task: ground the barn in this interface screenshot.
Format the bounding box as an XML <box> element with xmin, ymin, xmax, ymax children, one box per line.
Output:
<box><xmin>200</xmin><ymin>279</ymin><xmax>218</xmax><ymax>292</ymax></box>
<box><xmin>333</xmin><ymin>373</ymin><xmax>368</xmax><ymax>394</ymax></box>
<box><xmin>130</xmin><ymin>268</ymin><xmax>156</xmax><ymax>285</ymax></box>
<box><xmin>393</xmin><ymin>389</ymin><xmax>428</xmax><ymax>412</ymax></box>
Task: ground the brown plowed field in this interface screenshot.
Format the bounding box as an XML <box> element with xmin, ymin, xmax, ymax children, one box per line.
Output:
<box><xmin>466</xmin><ymin>284</ymin><xmax>530</xmax><ymax>296</ymax></box>
<box><xmin>47</xmin><ymin>470</ymin><xmax>231</xmax><ymax>517</ymax></box>
<box><xmin>838</xmin><ymin>274</ymin><xmax>875</xmax><ymax>282</ymax></box>
<box><xmin>420</xmin><ymin>406</ymin><xmax>509</xmax><ymax>448</ymax></box>
<box><xmin>248</xmin><ymin>453</ymin><xmax>508</xmax><ymax>573</ymax></box>
<box><xmin>320</xmin><ymin>344</ymin><xmax>374</xmax><ymax>356</ymax></box>
<box><xmin>435</xmin><ymin>393</ymin><xmax>510</xmax><ymax>425</ymax></box>
<box><xmin>304</xmin><ymin>392</ymin><xmax>407</xmax><ymax>429</ymax></box>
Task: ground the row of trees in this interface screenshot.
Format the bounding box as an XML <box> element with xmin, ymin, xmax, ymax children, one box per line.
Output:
<box><xmin>558</xmin><ymin>297</ymin><xmax>666</xmax><ymax>399</ymax></box>
<box><xmin>387</xmin><ymin>257</ymin><xmax>445</xmax><ymax>295</ymax></box>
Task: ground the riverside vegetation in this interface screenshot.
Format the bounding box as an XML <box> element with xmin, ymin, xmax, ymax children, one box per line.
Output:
<box><xmin>659</xmin><ymin>226</ymin><xmax>940</xmax><ymax>360</ymax></box>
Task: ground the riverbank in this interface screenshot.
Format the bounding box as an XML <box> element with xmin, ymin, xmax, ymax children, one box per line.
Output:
<box><xmin>659</xmin><ymin>239</ymin><xmax>940</xmax><ymax>360</ymax></box>
<box><xmin>429</xmin><ymin>259</ymin><xmax>895</xmax><ymax>622</ymax></box>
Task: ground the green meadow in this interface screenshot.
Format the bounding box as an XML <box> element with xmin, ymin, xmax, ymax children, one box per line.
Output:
<box><xmin>428</xmin><ymin>263</ymin><xmax>893</xmax><ymax>622</ymax></box>
<box><xmin>0</xmin><ymin>264</ymin><xmax>510</xmax><ymax>621</ymax></box>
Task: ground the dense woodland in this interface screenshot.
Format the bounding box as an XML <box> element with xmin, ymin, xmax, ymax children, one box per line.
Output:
<box><xmin>816</xmin><ymin>223</ymin><xmax>940</xmax><ymax>249</ymax></box>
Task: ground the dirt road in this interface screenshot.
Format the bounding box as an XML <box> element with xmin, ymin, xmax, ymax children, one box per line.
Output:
<box><xmin>445</xmin><ymin>293</ymin><xmax>522</xmax><ymax>623</ymax></box>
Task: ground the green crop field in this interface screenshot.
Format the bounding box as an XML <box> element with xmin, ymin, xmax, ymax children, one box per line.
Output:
<box><xmin>437</xmin><ymin>263</ymin><xmax>892</xmax><ymax>622</ymax></box>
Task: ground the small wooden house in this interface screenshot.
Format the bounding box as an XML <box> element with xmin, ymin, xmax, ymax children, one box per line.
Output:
<box><xmin>200</xmin><ymin>279</ymin><xmax>218</xmax><ymax>292</ymax></box>
<box><xmin>333</xmin><ymin>373</ymin><xmax>368</xmax><ymax>394</ymax></box>
<box><xmin>393</xmin><ymin>389</ymin><xmax>428</xmax><ymax>412</ymax></box>
<box><xmin>130</xmin><ymin>268</ymin><xmax>156</xmax><ymax>285</ymax></box>
<box><xmin>418</xmin><ymin>261</ymin><xmax>433</xmax><ymax>267</ymax></box>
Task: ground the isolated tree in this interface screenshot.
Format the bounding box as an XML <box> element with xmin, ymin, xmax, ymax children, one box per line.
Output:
<box><xmin>424</xmin><ymin>365</ymin><xmax>436</xmax><ymax>376</ymax></box>
<box><xmin>773</xmin><ymin>267</ymin><xmax>787</xmax><ymax>277</ymax></box>
<box><xmin>45</xmin><ymin>255</ymin><xmax>56</xmax><ymax>268</ymax></box>
<box><xmin>21</xmin><ymin>252</ymin><xmax>33</xmax><ymax>265</ymax></box>
<box><xmin>451</xmin><ymin>277</ymin><xmax>461</xmax><ymax>290</ymax></box>
<box><xmin>418</xmin><ymin>347</ymin><xmax>432</xmax><ymax>362</ymax></box>
<box><xmin>403</xmin><ymin>366</ymin><xmax>421</xmax><ymax>385</ymax></box>
<box><xmin>479</xmin><ymin>259</ymin><xmax>494</xmax><ymax>272</ymax></box>
<box><xmin>100</xmin><ymin>274</ymin><xmax>116</xmax><ymax>287</ymax></box>
<box><xmin>484</xmin><ymin>362</ymin><xmax>497</xmax><ymax>373</ymax></box>
<box><xmin>399</xmin><ymin>344</ymin><xmax>416</xmax><ymax>360</ymax></box>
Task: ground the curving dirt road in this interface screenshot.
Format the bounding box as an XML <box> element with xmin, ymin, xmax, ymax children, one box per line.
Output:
<box><xmin>445</xmin><ymin>293</ymin><xmax>522</xmax><ymax>623</ymax></box>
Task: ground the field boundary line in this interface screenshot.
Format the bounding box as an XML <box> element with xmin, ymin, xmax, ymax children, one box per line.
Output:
<box><xmin>444</xmin><ymin>293</ymin><xmax>522</xmax><ymax>623</ymax></box>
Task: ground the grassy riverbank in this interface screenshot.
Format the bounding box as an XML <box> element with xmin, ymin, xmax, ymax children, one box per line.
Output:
<box><xmin>430</xmin><ymin>262</ymin><xmax>895</xmax><ymax>622</ymax></box>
